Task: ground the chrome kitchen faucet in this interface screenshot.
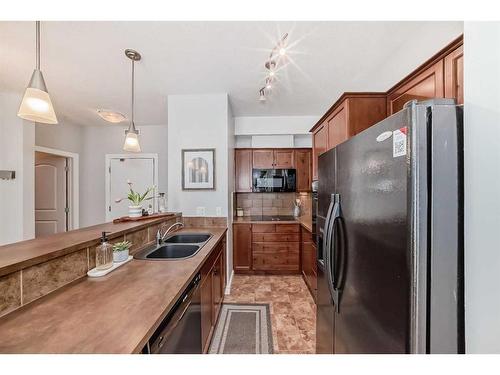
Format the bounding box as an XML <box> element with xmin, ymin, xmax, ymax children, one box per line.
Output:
<box><xmin>157</xmin><ymin>222</ymin><xmax>184</xmax><ymax>244</ymax></box>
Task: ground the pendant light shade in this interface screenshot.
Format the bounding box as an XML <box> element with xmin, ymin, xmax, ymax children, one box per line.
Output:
<box><xmin>123</xmin><ymin>49</ymin><xmax>142</xmax><ymax>152</ymax></box>
<box><xmin>123</xmin><ymin>128</ymin><xmax>141</xmax><ymax>152</ymax></box>
<box><xmin>18</xmin><ymin>21</ymin><xmax>58</xmax><ymax>124</ymax></box>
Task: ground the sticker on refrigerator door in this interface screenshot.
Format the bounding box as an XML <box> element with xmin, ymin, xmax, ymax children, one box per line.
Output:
<box><xmin>392</xmin><ymin>127</ymin><xmax>407</xmax><ymax>157</ymax></box>
<box><xmin>376</xmin><ymin>131</ymin><xmax>392</xmax><ymax>142</ymax></box>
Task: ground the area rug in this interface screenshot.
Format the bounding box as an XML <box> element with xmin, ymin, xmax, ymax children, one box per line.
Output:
<box><xmin>209</xmin><ymin>304</ymin><xmax>273</xmax><ymax>354</ymax></box>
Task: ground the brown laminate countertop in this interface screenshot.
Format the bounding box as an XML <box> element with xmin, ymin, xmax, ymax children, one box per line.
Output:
<box><xmin>233</xmin><ymin>215</ymin><xmax>313</xmax><ymax>232</ymax></box>
<box><xmin>0</xmin><ymin>227</ymin><xmax>227</xmax><ymax>353</ymax></box>
<box><xmin>0</xmin><ymin>213</ymin><xmax>181</xmax><ymax>277</ymax></box>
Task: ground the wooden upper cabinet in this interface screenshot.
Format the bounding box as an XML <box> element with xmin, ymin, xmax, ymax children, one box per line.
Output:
<box><xmin>235</xmin><ymin>149</ymin><xmax>252</xmax><ymax>192</ymax></box>
<box><xmin>327</xmin><ymin>102</ymin><xmax>348</xmax><ymax>149</ymax></box>
<box><xmin>444</xmin><ymin>44</ymin><xmax>464</xmax><ymax>105</ymax></box>
<box><xmin>253</xmin><ymin>149</ymin><xmax>294</xmax><ymax>169</ymax></box>
<box><xmin>311</xmin><ymin>94</ymin><xmax>386</xmax><ymax>180</ymax></box>
<box><xmin>274</xmin><ymin>149</ymin><xmax>294</xmax><ymax>168</ymax></box>
<box><xmin>295</xmin><ymin>149</ymin><xmax>312</xmax><ymax>192</ymax></box>
<box><xmin>252</xmin><ymin>149</ymin><xmax>275</xmax><ymax>169</ymax></box>
<box><xmin>387</xmin><ymin>60</ymin><xmax>444</xmax><ymax>115</ymax></box>
<box><xmin>312</xmin><ymin>123</ymin><xmax>328</xmax><ymax>181</ymax></box>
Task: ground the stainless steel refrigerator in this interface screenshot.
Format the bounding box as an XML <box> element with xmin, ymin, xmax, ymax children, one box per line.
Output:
<box><xmin>316</xmin><ymin>99</ymin><xmax>464</xmax><ymax>354</ymax></box>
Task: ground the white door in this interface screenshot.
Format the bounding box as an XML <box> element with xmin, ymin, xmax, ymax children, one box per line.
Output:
<box><xmin>35</xmin><ymin>152</ymin><xmax>68</xmax><ymax>237</ymax></box>
<box><xmin>108</xmin><ymin>157</ymin><xmax>156</xmax><ymax>220</ymax></box>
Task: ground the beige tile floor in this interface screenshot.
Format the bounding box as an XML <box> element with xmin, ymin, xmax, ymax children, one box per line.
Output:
<box><xmin>224</xmin><ymin>275</ymin><xmax>316</xmax><ymax>354</ymax></box>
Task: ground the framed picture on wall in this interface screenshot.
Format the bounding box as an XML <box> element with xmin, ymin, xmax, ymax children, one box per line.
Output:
<box><xmin>182</xmin><ymin>148</ymin><xmax>216</xmax><ymax>190</ymax></box>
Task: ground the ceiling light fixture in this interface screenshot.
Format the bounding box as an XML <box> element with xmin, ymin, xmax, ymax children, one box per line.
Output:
<box><xmin>257</xmin><ymin>33</ymin><xmax>288</xmax><ymax>102</ymax></box>
<box><xmin>265</xmin><ymin>78</ymin><xmax>273</xmax><ymax>90</ymax></box>
<box><xmin>97</xmin><ymin>109</ymin><xmax>127</xmax><ymax>123</ymax></box>
<box><xmin>18</xmin><ymin>21</ymin><xmax>58</xmax><ymax>124</ymax></box>
<box><xmin>123</xmin><ymin>49</ymin><xmax>142</xmax><ymax>153</ymax></box>
<box><xmin>259</xmin><ymin>89</ymin><xmax>266</xmax><ymax>102</ymax></box>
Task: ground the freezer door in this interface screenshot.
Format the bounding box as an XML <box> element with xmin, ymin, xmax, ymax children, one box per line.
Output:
<box><xmin>316</xmin><ymin>147</ymin><xmax>337</xmax><ymax>353</ymax></box>
<box><xmin>318</xmin><ymin>148</ymin><xmax>336</xmax><ymax>220</ymax></box>
<box><xmin>333</xmin><ymin>108</ymin><xmax>411</xmax><ymax>354</ymax></box>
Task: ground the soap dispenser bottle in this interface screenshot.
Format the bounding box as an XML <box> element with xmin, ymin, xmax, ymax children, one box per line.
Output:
<box><xmin>96</xmin><ymin>232</ymin><xmax>113</xmax><ymax>270</ymax></box>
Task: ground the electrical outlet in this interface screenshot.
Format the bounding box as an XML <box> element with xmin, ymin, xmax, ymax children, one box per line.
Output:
<box><xmin>216</xmin><ymin>207</ymin><xmax>222</xmax><ymax>216</ymax></box>
<box><xmin>196</xmin><ymin>207</ymin><xmax>206</xmax><ymax>216</ymax></box>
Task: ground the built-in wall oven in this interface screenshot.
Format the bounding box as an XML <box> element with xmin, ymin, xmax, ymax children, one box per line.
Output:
<box><xmin>142</xmin><ymin>274</ymin><xmax>202</xmax><ymax>354</ymax></box>
<box><xmin>252</xmin><ymin>169</ymin><xmax>296</xmax><ymax>193</ymax></box>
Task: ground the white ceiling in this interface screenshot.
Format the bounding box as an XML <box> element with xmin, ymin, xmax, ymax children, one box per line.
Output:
<box><xmin>0</xmin><ymin>21</ymin><xmax>463</xmax><ymax>127</ymax></box>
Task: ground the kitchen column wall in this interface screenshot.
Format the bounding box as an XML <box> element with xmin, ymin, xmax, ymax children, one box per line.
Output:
<box><xmin>167</xmin><ymin>93</ymin><xmax>235</xmax><ymax>287</ymax></box>
<box><xmin>463</xmin><ymin>21</ymin><xmax>500</xmax><ymax>354</ymax></box>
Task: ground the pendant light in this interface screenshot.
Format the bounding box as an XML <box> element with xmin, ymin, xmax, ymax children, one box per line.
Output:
<box><xmin>123</xmin><ymin>49</ymin><xmax>141</xmax><ymax>153</ymax></box>
<box><xmin>18</xmin><ymin>21</ymin><xmax>58</xmax><ymax>124</ymax></box>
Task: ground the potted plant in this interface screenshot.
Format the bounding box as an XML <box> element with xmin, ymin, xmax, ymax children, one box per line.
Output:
<box><xmin>115</xmin><ymin>180</ymin><xmax>156</xmax><ymax>218</ymax></box>
<box><xmin>112</xmin><ymin>240</ymin><xmax>132</xmax><ymax>263</ymax></box>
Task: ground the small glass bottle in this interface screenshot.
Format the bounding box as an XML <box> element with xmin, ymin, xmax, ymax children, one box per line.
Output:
<box><xmin>96</xmin><ymin>231</ymin><xmax>113</xmax><ymax>270</ymax></box>
<box><xmin>158</xmin><ymin>192</ymin><xmax>167</xmax><ymax>213</ymax></box>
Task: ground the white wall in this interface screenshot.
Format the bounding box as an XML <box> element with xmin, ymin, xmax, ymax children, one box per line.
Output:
<box><xmin>234</xmin><ymin>115</ymin><xmax>319</xmax><ymax>135</ymax></box>
<box><xmin>0</xmin><ymin>92</ymin><xmax>35</xmax><ymax>245</ymax></box>
<box><xmin>234</xmin><ymin>115</ymin><xmax>316</xmax><ymax>149</ymax></box>
<box><xmin>80</xmin><ymin>125</ymin><xmax>168</xmax><ymax>227</ymax></box>
<box><xmin>36</xmin><ymin>121</ymin><xmax>84</xmax><ymax>155</ymax></box>
<box><xmin>464</xmin><ymin>22</ymin><xmax>500</xmax><ymax>353</ymax></box>
<box><xmin>36</xmin><ymin>120</ymin><xmax>168</xmax><ymax>227</ymax></box>
<box><xmin>167</xmin><ymin>94</ymin><xmax>231</xmax><ymax>217</ymax></box>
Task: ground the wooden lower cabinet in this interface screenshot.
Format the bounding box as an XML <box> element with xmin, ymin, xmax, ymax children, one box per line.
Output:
<box><xmin>233</xmin><ymin>223</ymin><xmax>301</xmax><ymax>274</ymax></box>
<box><xmin>200</xmin><ymin>273</ymin><xmax>213</xmax><ymax>352</ymax></box>
<box><xmin>233</xmin><ymin>224</ymin><xmax>252</xmax><ymax>271</ymax></box>
<box><xmin>200</xmin><ymin>239</ymin><xmax>226</xmax><ymax>353</ymax></box>
<box><xmin>301</xmin><ymin>226</ymin><xmax>317</xmax><ymax>301</ymax></box>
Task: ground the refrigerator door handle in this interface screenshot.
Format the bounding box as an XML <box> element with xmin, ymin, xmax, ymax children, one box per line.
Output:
<box><xmin>326</xmin><ymin>194</ymin><xmax>340</xmax><ymax>306</ymax></box>
<box><xmin>323</xmin><ymin>197</ymin><xmax>335</xmax><ymax>302</ymax></box>
<box><xmin>333</xmin><ymin>215</ymin><xmax>346</xmax><ymax>313</ymax></box>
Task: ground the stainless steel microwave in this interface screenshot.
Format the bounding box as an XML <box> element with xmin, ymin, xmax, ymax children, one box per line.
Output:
<box><xmin>252</xmin><ymin>169</ymin><xmax>296</xmax><ymax>193</ymax></box>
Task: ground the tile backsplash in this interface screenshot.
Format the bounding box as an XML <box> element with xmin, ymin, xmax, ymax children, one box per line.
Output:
<box><xmin>235</xmin><ymin>192</ymin><xmax>311</xmax><ymax>217</ymax></box>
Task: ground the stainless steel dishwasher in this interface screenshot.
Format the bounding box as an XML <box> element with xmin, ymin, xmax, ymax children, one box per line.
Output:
<box><xmin>143</xmin><ymin>274</ymin><xmax>202</xmax><ymax>354</ymax></box>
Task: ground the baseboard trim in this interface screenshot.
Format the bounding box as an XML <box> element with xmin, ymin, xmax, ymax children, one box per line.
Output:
<box><xmin>225</xmin><ymin>270</ymin><xmax>234</xmax><ymax>295</ymax></box>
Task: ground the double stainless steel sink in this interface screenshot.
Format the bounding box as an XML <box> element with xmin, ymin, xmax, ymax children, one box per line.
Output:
<box><xmin>134</xmin><ymin>233</ymin><xmax>212</xmax><ymax>260</ymax></box>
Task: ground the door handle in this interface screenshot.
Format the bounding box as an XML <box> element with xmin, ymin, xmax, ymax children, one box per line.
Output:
<box><xmin>334</xmin><ymin>217</ymin><xmax>347</xmax><ymax>289</ymax></box>
<box><xmin>324</xmin><ymin>194</ymin><xmax>340</xmax><ymax>305</ymax></box>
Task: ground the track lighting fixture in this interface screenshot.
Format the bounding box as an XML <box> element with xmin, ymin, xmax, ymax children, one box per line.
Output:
<box><xmin>257</xmin><ymin>33</ymin><xmax>289</xmax><ymax>102</ymax></box>
<box><xmin>259</xmin><ymin>89</ymin><xmax>266</xmax><ymax>102</ymax></box>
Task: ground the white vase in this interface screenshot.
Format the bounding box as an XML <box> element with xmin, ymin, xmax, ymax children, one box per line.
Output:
<box><xmin>128</xmin><ymin>205</ymin><xmax>142</xmax><ymax>218</ymax></box>
<box><xmin>113</xmin><ymin>249</ymin><xmax>129</xmax><ymax>263</ymax></box>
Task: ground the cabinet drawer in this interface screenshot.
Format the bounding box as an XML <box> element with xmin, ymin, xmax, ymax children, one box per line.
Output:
<box><xmin>252</xmin><ymin>233</ymin><xmax>300</xmax><ymax>242</ymax></box>
<box><xmin>253</xmin><ymin>242</ymin><xmax>299</xmax><ymax>253</ymax></box>
<box><xmin>252</xmin><ymin>224</ymin><xmax>275</xmax><ymax>233</ymax></box>
<box><xmin>275</xmin><ymin>224</ymin><xmax>300</xmax><ymax>233</ymax></box>
<box><xmin>252</xmin><ymin>250</ymin><xmax>299</xmax><ymax>271</ymax></box>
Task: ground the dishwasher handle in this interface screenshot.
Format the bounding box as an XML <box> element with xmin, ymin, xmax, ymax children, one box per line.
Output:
<box><xmin>150</xmin><ymin>274</ymin><xmax>201</xmax><ymax>353</ymax></box>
